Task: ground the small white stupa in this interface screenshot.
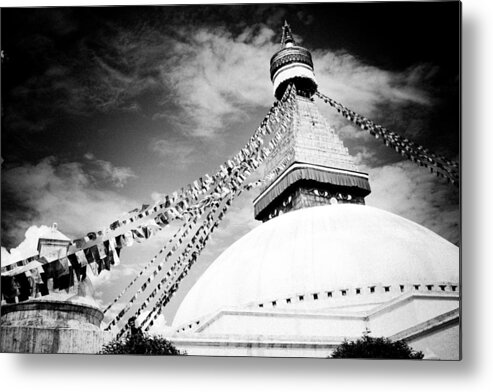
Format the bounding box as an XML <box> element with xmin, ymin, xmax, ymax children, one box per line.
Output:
<box><xmin>1</xmin><ymin>223</ymin><xmax>107</xmax><ymax>353</ymax></box>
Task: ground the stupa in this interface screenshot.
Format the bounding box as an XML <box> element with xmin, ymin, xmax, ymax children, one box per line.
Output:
<box><xmin>1</xmin><ymin>224</ymin><xmax>107</xmax><ymax>353</ymax></box>
<box><xmin>169</xmin><ymin>22</ymin><xmax>460</xmax><ymax>359</ymax></box>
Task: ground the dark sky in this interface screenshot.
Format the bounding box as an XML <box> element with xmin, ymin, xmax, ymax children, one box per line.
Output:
<box><xmin>2</xmin><ymin>2</ymin><xmax>460</xmax><ymax>163</ymax></box>
<box><xmin>1</xmin><ymin>2</ymin><xmax>460</xmax><ymax>328</ymax></box>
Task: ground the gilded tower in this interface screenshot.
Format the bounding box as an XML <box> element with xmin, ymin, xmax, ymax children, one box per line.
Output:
<box><xmin>254</xmin><ymin>22</ymin><xmax>371</xmax><ymax>221</ymax></box>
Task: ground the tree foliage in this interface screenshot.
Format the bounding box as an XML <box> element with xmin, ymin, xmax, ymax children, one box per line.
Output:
<box><xmin>100</xmin><ymin>319</ymin><xmax>184</xmax><ymax>355</ymax></box>
<box><xmin>330</xmin><ymin>334</ymin><xmax>424</xmax><ymax>359</ymax></box>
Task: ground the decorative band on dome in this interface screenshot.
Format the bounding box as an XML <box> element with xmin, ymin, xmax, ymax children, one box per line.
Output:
<box><xmin>270</xmin><ymin>46</ymin><xmax>314</xmax><ymax>80</ymax></box>
<box><xmin>173</xmin><ymin>282</ymin><xmax>460</xmax><ymax>332</ymax></box>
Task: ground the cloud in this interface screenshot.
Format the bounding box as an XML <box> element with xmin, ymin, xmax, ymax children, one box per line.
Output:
<box><xmin>1</xmin><ymin>156</ymin><xmax>138</xmax><ymax>248</ymax></box>
<box><xmin>147</xmin><ymin>26</ymin><xmax>436</xmax><ymax>142</ymax></box>
<box><xmin>0</xmin><ymin>225</ymin><xmax>53</xmax><ymax>266</ymax></box>
<box><xmin>312</xmin><ymin>51</ymin><xmax>439</xmax><ymax>148</ymax></box>
<box><xmin>3</xmin><ymin>16</ymin><xmax>442</xmax><ymax>149</ymax></box>
<box><xmin>156</xmin><ymin>26</ymin><xmax>436</xmax><ymax>140</ymax></box>
<box><xmin>314</xmin><ymin>51</ymin><xmax>433</xmax><ymax>110</ymax></box>
<box><xmin>159</xmin><ymin>26</ymin><xmax>276</xmax><ymax>137</ymax></box>
<box><xmin>364</xmin><ymin>160</ymin><xmax>459</xmax><ymax>245</ymax></box>
<box><xmin>92</xmin><ymin>261</ymin><xmax>147</xmax><ymax>312</ymax></box>
<box><xmin>92</xmin><ymin>263</ymin><xmax>143</xmax><ymax>292</ymax></box>
<box><xmin>149</xmin><ymin>139</ymin><xmax>196</xmax><ymax>168</ymax></box>
<box><xmin>8</xmin><ymin>24</ymin><xmax>276</xmax><ymax>138</ymax></box>
<box><xmin>84</xmin><ymin>153</ymin><xmax>137</xmax><ymax>187</ymax></box>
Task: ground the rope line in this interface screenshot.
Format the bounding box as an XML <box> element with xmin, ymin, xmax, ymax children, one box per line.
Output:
<box><xmin>106</xmin><ymin>86</ymin><xmax>297</xmax><ymax>336</ymax></box>
<box><xmin>112</xmin><ymin>86</ymin><xmax>298</xmax><ymax>338</ymax></box>
<box><xmin>103</xmin><ymin>213</ymin><xmax>195</xmax><ymax>314</ymax></box>
<box><xmin>315</xmin><ymin>90</ymin><xmax>459</xmax><ymax>186</ymax></box>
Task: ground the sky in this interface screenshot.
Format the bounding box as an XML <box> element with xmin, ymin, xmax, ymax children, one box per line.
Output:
<box><xmin>1</xmin><ymin>2</ymin><xmax>460</xmax><ymax>331</ymax></box>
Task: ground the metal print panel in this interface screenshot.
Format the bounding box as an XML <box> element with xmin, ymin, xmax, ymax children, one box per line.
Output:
<box><xmin>1</xmin><ymin>1</ymin><xmax>460</xmax><ymax>359</ymax></box>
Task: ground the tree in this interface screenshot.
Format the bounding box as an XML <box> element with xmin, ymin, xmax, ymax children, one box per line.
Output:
<box><xmin>100</xmin><ymin>317</ymin><xmax>184</xmax><ymax>355</ymax></box>
<box><xmin>330</xmin><ymin>332</ymin><xmax>424</xmax><ymax>359</ymax></box>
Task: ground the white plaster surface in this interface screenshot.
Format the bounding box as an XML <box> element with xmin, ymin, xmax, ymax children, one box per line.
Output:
<box><xmin>170</xmin><ymin>293</ymin><xmax>459</xmax><ymax>359</ymax></box>
<box><xmin>173</xmin><ymin>204</ymin><xmax>459</xmax><ymax>327</ymax></box>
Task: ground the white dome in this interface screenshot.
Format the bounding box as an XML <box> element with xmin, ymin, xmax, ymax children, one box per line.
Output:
<box><xmin>173</xmin><ymin>204</ymin><xmax>459</xmax><ymax>327</ymax></box>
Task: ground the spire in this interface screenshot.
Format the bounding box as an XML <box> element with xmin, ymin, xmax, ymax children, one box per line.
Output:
<box><xmin>270</xmin><ymin>21</ymin><xmax>317</xmax><ymax>99</ymax></box>
<box><xmin>281</xmin><ymin>20</ymin><xmax>296</xmax><ymax>47</ymax></box>
<box><xmin>257</xmin><ymin>25</ymin><xmax>371</xmax><ymax>222</ymax></box>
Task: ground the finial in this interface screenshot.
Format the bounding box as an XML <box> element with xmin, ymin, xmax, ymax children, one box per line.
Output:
<box><xmin>270</xmin><ymin>19</ymin><xmax>317</xmax><ymax>100</ymax></box>
<box><xmin>52</xmin><ymin>222</ymin><xmax>58</xmax><ymax>232</ymax></box>
<box><xmin>281</xmin><ymin>20</ymin><xmax>296</xmax><ymax>47</ymax></box>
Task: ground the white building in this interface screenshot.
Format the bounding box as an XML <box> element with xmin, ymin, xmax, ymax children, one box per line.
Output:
<box><xmin>168</xmin><ymin>22</ymin><xmax>460</xmax><ymax>359</ymax></box>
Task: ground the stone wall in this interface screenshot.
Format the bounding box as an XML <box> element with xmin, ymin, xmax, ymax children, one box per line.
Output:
<box><xmin>1</xmin><ymin>300</ymin><xmax>107</xmax><ymax>354</ymax></box>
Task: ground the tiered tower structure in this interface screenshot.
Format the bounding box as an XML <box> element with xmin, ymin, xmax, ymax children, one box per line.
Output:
<box><xmin>254</xmin><ymin>22</ymin><xmax>370</xmax><ymax>222</ymax></box>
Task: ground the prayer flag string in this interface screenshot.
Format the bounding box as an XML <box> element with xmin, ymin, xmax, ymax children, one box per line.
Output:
<box><xmin>111</xmin><ymin>198</ymin><xmax>225</xmax><ymax>337</ymax></box>
<box><xmin>102</xmin><ymin>213</ymin><xmax>197</xmax><ymax>315</ymax></box>
<box><xmin>315</xmin><ymin>90</ymin><xmax>459</xmax><ymax>186</ymax></box>
<box><xmin>112</xmin><ymin>87</ymin><xmax>298</xmax><ymax>338</ymax></box>
<box><xmin>0</xmin><ymin>85</ymin><xmax>297</xmax><ymax>310</ymax></box>
<box><xmin>102</xmin><ymin>85</ymin><xmax>297</xmax><ymax>321</ymax></box>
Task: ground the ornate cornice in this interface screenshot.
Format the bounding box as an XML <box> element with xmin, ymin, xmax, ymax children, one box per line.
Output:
<box><xmin>270</xmin><ymin>46</ymin><xmax>314</xmax><ymax>80</ymax></box>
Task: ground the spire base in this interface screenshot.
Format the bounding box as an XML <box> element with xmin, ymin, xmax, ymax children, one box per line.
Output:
<box><xmin>253</xmin><ymin>163</ymin><xmax>370</xmax><ymax>221</ymax></box>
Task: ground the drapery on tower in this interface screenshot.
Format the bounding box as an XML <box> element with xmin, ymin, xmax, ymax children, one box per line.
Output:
<box><xmin>253</xmin><ymin>21</ymin><xmax>371</xmax><ymax>222</ymax></box>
